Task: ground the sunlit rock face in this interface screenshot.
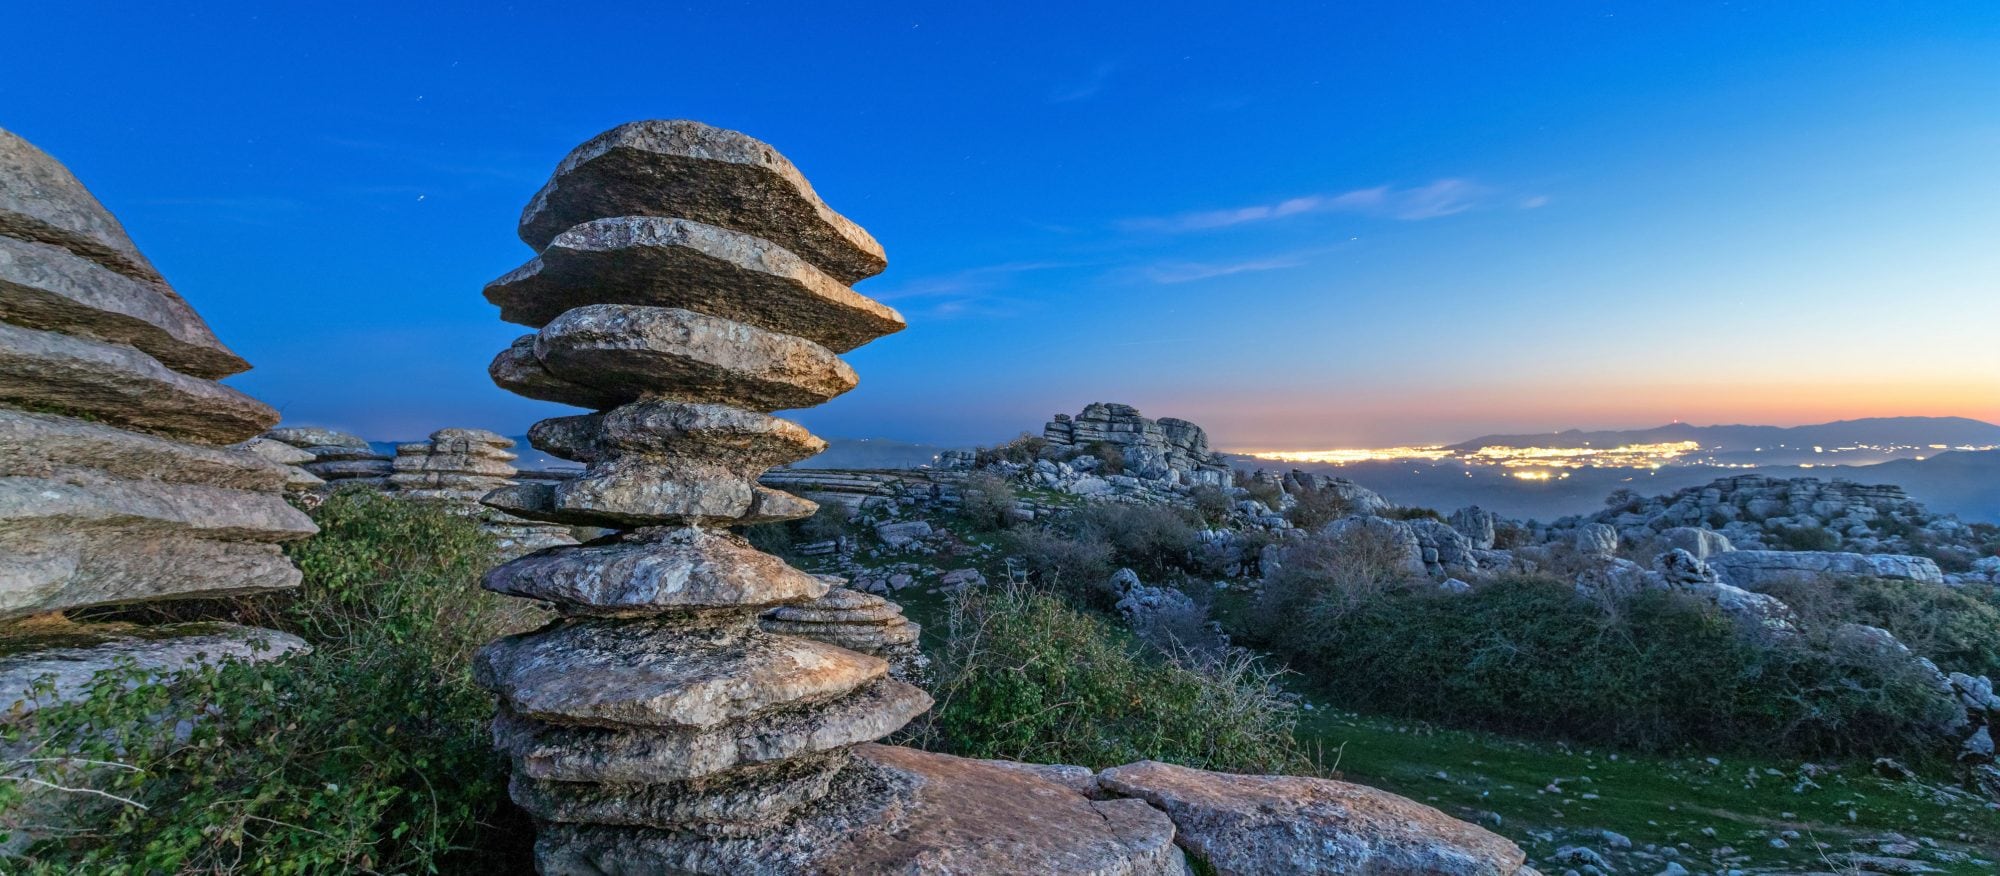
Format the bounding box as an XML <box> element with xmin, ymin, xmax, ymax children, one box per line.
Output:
<box><xmin>0</xmin><ymin>127</ymin><xmax>311</xmax><ymax>715</ymax></box>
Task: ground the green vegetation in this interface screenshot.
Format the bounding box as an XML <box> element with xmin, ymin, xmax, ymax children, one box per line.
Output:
<box><xmin>1235</xmin><ymin>559</ymin><xmax>1962</xmax><ymax>757</ymax></box>
<box><xmin>1</xmin><ymin>489</ymin><xmax>530</xmax><ymax>874</ymax></box>
<box><xmin>915</xmin><ymin>584</ymin><xmax>1311</xmax><ymax>774</ymax></box>
<box><xmin>1305</xmin><ymin>705</ymin><xmax>2000</xmax><ymax>875</ymax></box>
<box><xmin>1773</xmin><ymin>523</ymin><xmax>1841</xmax><ymax>552</ymax></box>
<box><xmin>1766</xmin><ymin>575</ymin><xmax>2000</xmax><ymax>677</ymax></box>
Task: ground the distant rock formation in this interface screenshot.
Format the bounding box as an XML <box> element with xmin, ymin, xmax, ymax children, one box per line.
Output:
<box><xmin>261</xmin><ymin>426</ymin><xmax>392</xmax><ymax>488</ymax></box>
<box><xmin>758</xmin><ymin>583</ymin><xmax>927</xmax><ymax>684</ymax></box>
<box><xmin>386</xmin><ymin>427</ymin><xmax>574</xmax><ymax>556</ymax></box>
<box><xmin>0</xmin><ymin>127</ymin><xmax>312</xmax><ymax>705</ymax></box>
<box><xmin>1044</xmin><ymin>402</ymin><xmax>1230</xmax><ymax>486</ymax></box>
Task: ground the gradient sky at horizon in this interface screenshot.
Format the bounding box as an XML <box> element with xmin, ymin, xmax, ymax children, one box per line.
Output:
<box><xmin>4</xmin><ymin>2</ymin><xmax>1996</xmax><ymax>449</ymax></box>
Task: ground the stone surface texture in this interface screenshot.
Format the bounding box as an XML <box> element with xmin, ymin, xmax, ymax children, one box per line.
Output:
<box><xmin>1098</xmin><ymin>760</ymin><xmax>1535</xmax><ymax>876</ymax></box>
<box><xmin>0</xmin><ymin>127</ymin><xmax>314</xmax><ymax>853</ymax></box>
<box><xmin>1043</xmin><ymin>403</ymin><xmax>1231</xmax><ymax>487</ymax></box>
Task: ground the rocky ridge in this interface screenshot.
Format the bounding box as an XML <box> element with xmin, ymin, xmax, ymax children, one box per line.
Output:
<box><xmin>0</xmin><ymin>128</ymin><xmax>311</xmax><ymax>720</ymax></box>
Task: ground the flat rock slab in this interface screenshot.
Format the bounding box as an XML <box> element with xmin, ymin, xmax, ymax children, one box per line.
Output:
<box><xmin>485</xmin><ymin>460</ymin><xmax>817</xmax><ymax>529</ymax></box>
<box><xmin>0</xmin><ymin>474</ymin><xmax>315</xmax><ymax>618</ymax></box>
<box><xmin>498</xmin><ymin>305</ymin><xmax>857</xmax><ymax>414</ymax></box>
<box><xmin>510</xmin><ymin>750</ymin><xmax>849</xmax><ymax>835</ymax></box>
<box><xmin>489</xmin><ymin>217</ymin><xmax>902</xmax><ymax>353</ymax></box>
<box><xmin>0</xmin><ymin>621</ymin><xmax>307</xmax><ymax>718</ymax></box>
<box><xmin>0</xmin><ymin>127</ymin><xmax>163</xmax><ymax>283</ymax></box>
<box><xmin>1096</xmin><ymin>760</ymin><xmax>1532</xmax><ymax>876</ymax></box>
<box><xmin>494</xmin><ymin>677</ymin><xmax>931</xmax><ymax>783</ymax></box>
<box><xmin>482</xmin><ymin>527</ymin><xmax>827</xmax><ymax>614</ymax></box>
<box><xmin>475</xmin><ymin>616</ymin><xmax>885</xmax><ymax>729</ymax></box>
<box><xmin>517</xmin><ymin>120</ymin><xmax>886</xmax><ymax>285</ymax></box>
<box><xmin>262</xmin><ymin>427</ymin><xmax>372</xmax><ymax>450</ymax></box>
<box><xmin>531</xmin><ymin>401</ymin><xmax>823</xmax><ymax>470</ymax></box>
<box><xmin>532</xmin><ymin>744</ymin><xmax>1190</xmax><ymax>876</ymax></box>
<box><xmin>1</xmin><ymin>409</ymin><xmax>298</xmax><ymax>492</ymax></box>
<box><xmin>0</xmin><ymin>235</ymin><xmax>246</xmax><ymax>378</ymax></box>
<box><xmin>0</xmin><ymin>320</ymin><xmax>278</xmax><ymax>444</ymax></box>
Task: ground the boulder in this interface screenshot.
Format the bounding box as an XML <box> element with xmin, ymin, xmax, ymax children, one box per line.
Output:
<box><xmin>517</xmin><ymin>120</ymin><xmax>886</xmax><ymax>284</ymax></box>
<box><xmin>1709</xmin><ymin>550</ymin><xmax>1945</xmax><ymax>589</ymax></box>
<box><xmin>534</xmin><ymin>744</ymin><xmax>1189</xmax><ymax>875</ymax></box>
<box><xmin>488</xmin><ymin>216</ymin><xmax>902</xmax><ymax>352</ymax></box>
<box><xmin>1097</xmin><ymin>760</ymin><xmax>1532</xmax><ymax>875</ymax></box>
<box><xmin>1574</xmin><ymin>523</ymin><xmax>1619</xmax><ymax>558</ymax></box>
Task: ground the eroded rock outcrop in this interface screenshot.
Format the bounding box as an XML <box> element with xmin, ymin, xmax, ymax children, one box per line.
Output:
<box><xmin>387</xmin><ymin>428</ymin><xmax>575</xmax><ymax>556</ymax></box>
<box><xmin>1044</xmin><ymin>403</ymin><xmax>1231</xmax><ymax>487</ymax></box>
<box><xmin>0</xmin><ymin>127</ymin><xmax>311</xmax><ymax>703</ymax></box>
<box><xmin>475</xmin><ymin>120</ymin><xmax>1187</xmax><ymax>874</ymax></box>
<box><xmin>261</xmin><ymin>426</ymin><xmax>393</xmax><ymax>489</ymax></box>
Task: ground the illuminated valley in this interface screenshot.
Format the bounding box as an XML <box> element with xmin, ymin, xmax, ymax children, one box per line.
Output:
<box><xmin>1237</xmin><ymin>439</ymin><xmax>1999</xmax><ymax>474</ymax></box>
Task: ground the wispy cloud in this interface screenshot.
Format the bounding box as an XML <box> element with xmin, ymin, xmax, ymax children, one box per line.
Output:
<box><xmin>1143</xmin><ymin>254</ymin><xmax>1308</xmax><ymax>284</ymax></box>
<box><xmin>1125</xmin><ymin>178</ymin><xmax>1535</xmax><ymax>232</ymax></box>
<box><xmin>868</xmin><ymin>261</ymin><xmax>1072</xmax><ymax>320</ymax></box>
<box><xmin>1049</xmin><ymin>62</ymin><xmax>1116</xmax><ymax>103</ymax></box>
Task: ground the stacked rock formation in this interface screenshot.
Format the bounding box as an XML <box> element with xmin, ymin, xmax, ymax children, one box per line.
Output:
<box><xmin>261</xmin><ymin>426</ymin><xmax>393</xmax><ymax>489</ymax></box>
<box><xmin>0</xmin><ymin>126</ymin><xmax>313</xmax><ymax>708</ymax></box>
<box><xmin>472</xmin><ymin>121</ymin><xmax>1188</xmax><ymax>874</ymax></box>
<box><xmin>387</xmin><ymin>427</ymin><xmax>575</xmax><ymax>555</ymax></box>
<box><xmin>1044</xmin><ymin>402</ymin><xmax>1230</xmax><ymax>486</ymax></box>
<box><xmin>759</xmin><ymin>584</ymin><xmax>927</xmax><ymax>683</ymax></box>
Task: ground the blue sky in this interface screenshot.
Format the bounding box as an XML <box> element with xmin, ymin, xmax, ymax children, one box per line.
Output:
<box><xmin>4</xmin><ymin>2</ymin><xmax>1996</xmax><ymax>448</ymax></box>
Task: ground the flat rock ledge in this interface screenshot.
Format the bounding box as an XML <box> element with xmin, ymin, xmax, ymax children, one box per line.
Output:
<box><xmin>488</xmin><ymin>216</ymin><xmax>902</xmax><ymax>352</ymax></box>
<box><xmin>0</xmin><ymin>621</ymin><xmax>307</xmax><ymax>718</ymax></box>
<box><xmin>1097</xmin><ymin>760</ymin><xmax>1536</xmax><ymax>876</ymax></box>
<box><xmin>496</xmin><ymin>304</ymin><xmax>857</xmax><ymax>414</ymax></box>
<box><xmin>516</xmin><ymin>120</ymin><xmax>887</xmax><ymax>284</ymax></box>
<box><xmin>532</xmin><ymin>744</ymin><xmax>1189</xmax><ymax>876</ymax></box>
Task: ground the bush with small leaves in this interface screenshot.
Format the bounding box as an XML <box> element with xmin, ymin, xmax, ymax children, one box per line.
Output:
<box><xmin>917</xmin><ymin>583</ymin><xmax>1313</xmax><ymax>775</ymax></box>
<box><xmin>0</xmin><ymin>489</ymin><xmax>531</xmax><ymax>873</ymax></box>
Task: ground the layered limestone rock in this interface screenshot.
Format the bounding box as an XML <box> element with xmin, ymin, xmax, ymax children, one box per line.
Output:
<box><xmin>387</xmin><ymin>427</ymin><xmax>575</xmax><ymax>556</ymax></box>
<box><xmin>477</xmin><ymin>120</ymin><xmax>1193</xmax><ymax>874</ymax></box>
<box><xmin>759</xmin><ymin>585</ymin><xmax>927</xmax><ymax>683</ymax></box>
<box><xmin>262</xmin><ymin>426</ymin><xmax>393</xmax><ymax>488</ymax></box>
<box><xmin>0</xmin><ymin>127</ymin><xmax>310</xmax><ymax>713</ymax></box>
<box><xmin>1043</xmin><ymin>403</ymin><xmax>1230</xmax><ymax>486</ymax></box>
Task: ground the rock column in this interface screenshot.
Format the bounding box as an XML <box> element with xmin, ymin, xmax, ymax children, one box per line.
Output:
<box><xmin>388</xmin><ymin>427</ymin><xmax>577</xmax><ymax>555</ymax></box>
<box><xmin>472</xmin><ymin>120</ymin><xmax>930</xmax><ymax>866</ymax></box>
<box><xmin>261</xmin><ymin>426</ymin><xmax>393</xmax><ymax>489</ymax></box>
<box><xmin>0</xmin><ymin>126</ymin><xmax>313</xmax><ymax>709</ymax></box>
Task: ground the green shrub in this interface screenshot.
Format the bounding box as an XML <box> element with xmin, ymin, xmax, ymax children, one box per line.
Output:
<box><xmin>1763</xmin><ymin>576</ymin><xmax>2000</xmax><ymax>677</ymax></box>
<box><xmin>1073</xmin><ymin>504</ymin><xmax>1199</xmax><ymax>582</ymax></box>
<box><xmin>1188</xmin><ymin>485</ymin><xmax>1234</xmax><ymax>527</ymax></box>
<box><xmin>1381</xmin><ymin>506</ymin><xmax>1444</xmax><ymax>522</ymax></box>
<box><xmin>974</xmin><ymin>433</ymin><xmax>1048</xmax><ymax>467</ymax></box>
<box><xmin>1773</xmin><ymin>524</ymin><xmax>1840</xmax><ymax>552</ymax></box>
<box><xmin>918</xmin><ymin>584</ymin><xmax>1313</xmax><ymax>774</ymax></box>
<box><xmin>956</xmin><ymin>471</ymin><xmax>1018</xmax><ymax>532</ymax></box>
<box><xmin>1283</xmin><ymin>485</ymin><xmax>1352</xmax><ymax>531</ymax></box>
<box><xmin>1083</xmin><ymin>441</ymin><xmax>1125</xmax><ymax>475</ymax></box>
<box><xmin>1002</xmin><ymin>524</ymin><xmax>1115</xmax><ymax>604</ymax></box>
<box><xmin>1236</xmin><ymin>473</ymin><xmax>1283</xmax><ymax>510</ymax></box>
<box><xmin>2</xmin><ymin>489</ymin><xmax>530</xmax><ymax>873</ymax></box>
<box><xmin>1237</xmin><ymin>571</ymin><xmax>1959</xmax><ymax>756</ymax></box>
